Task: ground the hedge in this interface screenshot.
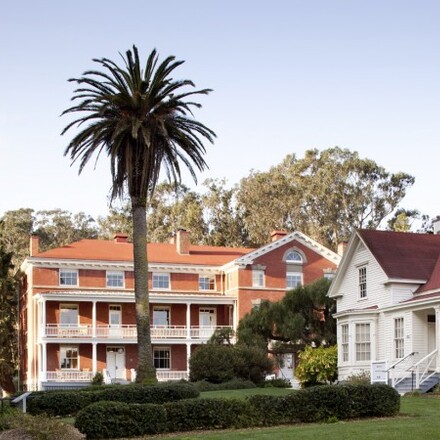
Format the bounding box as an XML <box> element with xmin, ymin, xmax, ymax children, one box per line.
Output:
<box><xmin>27</xmin><ymin>381</ymin><xmax>199</xmax><ymax>416</ymax></box>
<box><xmin>75</xmin><ymin>384</ymin><xmax>400</xmax><ymax>439</ymax></box>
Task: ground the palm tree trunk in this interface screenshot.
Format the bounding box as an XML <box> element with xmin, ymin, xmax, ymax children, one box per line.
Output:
<box><xmin>132</xmin><ymin>198</ymin><xmax>157</xmax><ymax>383</ymax></box>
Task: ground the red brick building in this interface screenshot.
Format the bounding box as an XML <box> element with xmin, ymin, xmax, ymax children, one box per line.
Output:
<box><xmin>19</xmin><ymin>230</ymin><xmax>340</xmax><ymax>390</ymax></box>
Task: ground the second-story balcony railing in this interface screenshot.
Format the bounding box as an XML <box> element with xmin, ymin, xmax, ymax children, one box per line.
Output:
<box><xmin>44</xmin><ymin>324</ymin><xmax>232</xmax><ymax>340</ymax></box>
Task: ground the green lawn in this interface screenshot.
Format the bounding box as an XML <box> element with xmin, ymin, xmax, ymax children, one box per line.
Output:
<box><xmin>135</xmin><ymin>393</ymin><xmax>440</xmax><ymax>440</ymax></box>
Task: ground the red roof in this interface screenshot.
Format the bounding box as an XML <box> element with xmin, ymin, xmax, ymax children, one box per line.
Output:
<box><xmin>34</xmin><ymin>239</ymin><xmax>253</xmax><ymax>266</ymax></box>
<box><xmin>358</xmin><ymin>230</ymin><xmax>440</xmax><ymax>282</ymax></box>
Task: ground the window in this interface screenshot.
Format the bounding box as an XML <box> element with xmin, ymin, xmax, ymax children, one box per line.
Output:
<box><xmin>394</xmin><ymin>318</ymin><xmax>404</xmax><ymax>359</ymax></box>
<box><xmin>60</xmin><ymin>270</ymin><xmax>78</xmax><ymax>286</ymax></box>
<box><xmin>152</xmin><ymin>273</ymin><xmax>170</xmax><ymax>289</ymax></box>
<box><xmin>107</xmin><ymin>271</ymin><xmax>124</xmax><ymax>288</ymax></box>
<box><xmin>199</xmin><ymin>275</ymin><xmax>215</xmax><ymax>291</ymax></box>
<box><xmin>109</xmin><ymin>305</ymin><xmax>122</xmax><ymax>326</ymax></box>
<box><xmin>355</xmin><ymin>323</ymin><xmax>371</xmax><ymax>361</ymax></box>
<box><xmin>286</xmin><ymin>251</ymin><xmax>303</xmax><ymax>263</ymax></box>
<box><xmin>358</xmin><ymin>267</ymin><xmax>367</xmax><ymax>298</ymax></box>
<box><xmin>60</xmin><ymin>346</ymin><xmax>79</xmax><ymax>369</ymax></box>
<box><xmin>341</xmin><ymin>324</ymin><xmax>349</xmax><ymax>362</ymax></box>
<box><xmin>286</xmin><ymin>272</ymin><xmax>302</xmax><ymax>289</ymax></box>
<box><xmin>252</xmin><ymin>270</ymin><xmax>265</xmax><ymax>288</ymax></box>
<box><xmin>60</xmin><ymin>304</ymin><xmax>78</xmax><ymax>326</ymax></box>
<box><xmin>154</xmin><ymin>348</ymin><xmax>170</xmax><ymax>369</ymax></box>
<box><xmin>153</xmin><ymin>307</ymin><xmax>170</xmax><ymax>326</ymax></box>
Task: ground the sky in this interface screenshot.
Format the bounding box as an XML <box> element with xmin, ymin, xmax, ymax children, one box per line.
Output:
<box><xmin>1</xmin><ymin>0</ymin><xmax>439</xmax><ymax>223</ymax></box>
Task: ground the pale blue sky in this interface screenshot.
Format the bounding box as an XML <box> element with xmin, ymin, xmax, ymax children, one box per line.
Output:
<box><xmin>1</xmin><ymin>1</ymin><xmax>439</xmax><ymax>222</ymax></box>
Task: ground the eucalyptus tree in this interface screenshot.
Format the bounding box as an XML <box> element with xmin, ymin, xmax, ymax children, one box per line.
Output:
<box><xmin>62</xmin><ymin>46</ymin><xmax>215</xmax><ymax>382</ymax></box>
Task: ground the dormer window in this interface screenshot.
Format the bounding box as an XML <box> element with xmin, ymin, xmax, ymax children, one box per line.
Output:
<box><xmin>286</xmin><ymin>251</ymin><xmax>303</xmax><ymax>263</ymax></box>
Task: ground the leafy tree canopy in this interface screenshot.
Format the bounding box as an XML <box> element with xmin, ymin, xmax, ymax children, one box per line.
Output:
<box><xmin>237</xmin><ymin>278</ymin><xmax>336</xmax><ymax>352</ymax></box>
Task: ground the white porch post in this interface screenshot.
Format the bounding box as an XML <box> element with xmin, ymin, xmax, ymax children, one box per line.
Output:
<box><xmin>233</xmin><ymin>300</ymin><xmax>238</xmax><ymax>332</ymax></box>
<box><xmin>41</xmin><ymin>298</ymin><xmax>47</xmax><ymax>338</ymax></box>
<box><xmin>92</xmin><ymin>342</ymin><xmax>97</xmax><ymax>375</ymax></box>
<box><xmin>186</xmin><ymin>343</ymin><xmax>191</xmax><ymax>377</ymax></box>
<box><xmin>92</xmin><ymin>301</ymin><xmax>97</xmax><ymax>338</ymax></box>
<box><xmin>186</xmin><ymin>303</ymin><xmax>191</xmax><ymax>339</ymax></box>
<box><xmin>42</xmin><ymin>342</ymin><xmax>47</xmax><ymax>382</ymax></box>
<box><xmin>435</xmin><ymin>306</ymin><xmax>440</xmax><ymax>372</ymax></box>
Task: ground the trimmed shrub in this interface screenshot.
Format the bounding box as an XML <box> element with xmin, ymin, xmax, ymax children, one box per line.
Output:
<box><xmin>189</xmin><ymin>344</ymin><xmax>273</xmax><ymax>384</ymax></box>
<box><xmin>264</xmin><ymin>377</ymin><xmax>291</xmax><ymax>388</ymax></box>
<box><xmin>28</xmin><ymin>381</ymin><xmax>199</xmax><ymax>416</ymax></box>
<box><xmin>75</xmin><ymin>401</ymin><xmax>166</xmax><ymax>439</ymax></box>
<box><xmin>342</xmin><ymin>383</ymin><xmax>400</xmax><ymax>417</ymax></box>
<box><xmin>73</xmin><ymin>384</ymin><xmax>400</xmax><ymax>439</ymax></box>
<box><xmin>91</xmin><ymin>372</ymin><xmax>104</xmax><ymax>386</ymax></box>
<box><xmin>164</xmin><ymin>398</ymin><xmax>257</xmax><ymax>431</ymax></box>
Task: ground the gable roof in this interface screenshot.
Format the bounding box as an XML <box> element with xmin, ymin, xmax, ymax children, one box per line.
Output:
<box><xmin>357</xmin><ymin>229</ymin><xmax>440</xmax><ymax>281</ymax></box>
<box><xmin>234</xmin><ymin>231</ymin><xmax>341</xmax><ymax>266</ymax></box>
<box><xmin>32</xmin><ymin>239</ymin><xmax>253</xmax><ymax>267</ymax></box>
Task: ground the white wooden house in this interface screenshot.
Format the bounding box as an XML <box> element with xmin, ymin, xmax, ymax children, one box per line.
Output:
<box><xmin>328</xmin><ymin>228</ymin><xmax>440</xmax><ymax>393</ymax></box>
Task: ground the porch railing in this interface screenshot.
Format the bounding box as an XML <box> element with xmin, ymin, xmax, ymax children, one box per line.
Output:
<box><xmin>156</xmin><ymin>370</ymin><xmax>189</xmax><ymax>381</ymax></box>
<box><xmin>386</xmin><ymin>351</ymin><xmax>417</xmax><ymax>388</ymax></box>
<box><xmin>412</xmin><ymin>349</ymin><xmax>438</xmax><ymax>389</ymax></box>
<box><xmin>44</xmin><ymin>324</ymin><xmax>233</xmax><ymax>340</ymax></box>
<box><xmin>46</xmin><ymin>370</ymin><xmax>94</xmax><ymax>382</ymax></box>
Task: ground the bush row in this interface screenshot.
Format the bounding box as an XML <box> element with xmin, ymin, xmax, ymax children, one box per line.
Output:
<box><xmin>75</xmin><ymin>384</ymin><xmax>400</xmax><ymax>439</ymax></box>
<box><xmin>27</xmin><ymin>381</ymin><xmax>199</xmax><ymax>416</ymax></box>
<box><xmin>192</xmin><ymin>378</ymin><xmax>256</xmax><ymax>392</ymax></box>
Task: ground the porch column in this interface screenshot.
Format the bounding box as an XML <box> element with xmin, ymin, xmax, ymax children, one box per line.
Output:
<box><xmin>41</xmin><ymin>298</ymin><xmax>47</xmax><ymax>338</ymax></box>
<box><xmin>435</xmin><ymin>306</ymin><xmax>440</xmax><ymax>372</ymax></box>
<box><xmin>232</xmin><ymin>300</ymin><xmax>238</xmax><ymax>332</ymax></box>
<box><xmin>41</xmin><ymin>342</ymin><xmax>47</xmax><ymax>382</ymax></box>
<box><xmin>92</xmin><ymin>301</ymin><xmax>97</xmax><ymax>337</ymax></box>
<box><xmin>92</xmin><ymin>342</ymin><xmax>97</xmax><ymax>375</ymax></box>
<box><xmin>186</xmin><ymin>303</ymin><xmax>191</xmax><ymax>339</ymax></box>
<box><xmin>186</xmin><ymin>343</ymin><xmax>191</xmax><ymax>377</ymax></box>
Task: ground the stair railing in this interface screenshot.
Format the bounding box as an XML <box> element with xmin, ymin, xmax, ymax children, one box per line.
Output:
<box><xmin>411</xmin><ymin>349</ymin><xmax>438</xmax><ymax>390</ymax></box>
<box><xmin>386</xmin><ymin>351</ymin><xmax>417</xmax><ymax>388</ymax></box>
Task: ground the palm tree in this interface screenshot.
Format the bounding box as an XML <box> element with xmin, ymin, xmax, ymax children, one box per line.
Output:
<box><xmin>62</xmin><ymin>46</ymin><xmax>215</xmax><ymax>382</ymax></box>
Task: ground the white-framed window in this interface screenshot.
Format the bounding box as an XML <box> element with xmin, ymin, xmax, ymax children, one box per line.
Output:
<box><xmin>355</xmin><ymin>323</ymin><xmax>371</xmax><ymax>361</ymax></box>
<box><xmin>358</xmin><ymin>266</ymin><xmax>367</xmax><ymax>299</ymax></box>
<box><xmin>252</xmin><ymin>270</ymin><xmax>265</xmax><ymax>288</ymax></box>
<box><xmin>60</xmin><ymin>304</ymin><xmax>78</xmax><ymax>326</ymax></box>
<box><xmin>60</xmin><ymin>269</ymin><xmax>78</xmax><ymax>286</ymax></box>
<box><xmin>394</xmin><ymin>317</ymin><xmax>404</xmax><ymax>359</ymax></box>
<box><xmin>286</xmin><ymin>272</ymin><xmax>302</xmax><ymax>289</ymax></box>
<box><xmin>60</xmin><ymin>346</ymin><xmax>79</xmax><ymax>369</ymax></box>
<box><xmin>153</xmin><ymin>307</ymin><xmax>170</xmax><ymax>326</ymax></box>
<box><xmin>106</xmin><ymin>271</ymin><xmax>124</xmax><ymax>288</ymax></box>
<box><xmin>341</xmin><ymin>324</ymin><xmax>349</xmax><ymax>362</ymax></box>
<box><xmin>153</xmin><ymin>347</ymin><xmax>170</xmax><ymax>369</ymax></box>
<box><xmin>286</xmin><ymin>250</ymin><xmax>303</xmax><ymax>263</ymax></box>
<box><xmin>109</xmin><ymin>305</ymin><xmax>122</xmax><ymax>326</ymax></box>
<box><xmin>199</xmin><ymin>275</ymin><xmax>215</xmax><ymax>291</ymax></box>
<box><xmin>152</xmin><ymin>273</ymin><xmax>170</xmax><ymax>289</ymax></box>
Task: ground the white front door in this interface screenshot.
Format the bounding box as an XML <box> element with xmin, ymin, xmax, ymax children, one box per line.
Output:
<box><xmin>109</xmin><ymin>305</ymin><xmax>122</xmax><ymax>337</ymax></box>
<box><xmin>199</xmin><ymin>308</ymin><xmax>216</xmax><ymax>338</ymax></box>
<box><xmin>106</xmin><ymin>347</ymin><xmax>125</xmax><ymax>379</ymax></box>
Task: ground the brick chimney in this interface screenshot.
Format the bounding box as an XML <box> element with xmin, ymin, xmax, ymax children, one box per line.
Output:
<box><xmin>270</xmin><ymin>230</ymin><xmax>288</xmax><ymax>242</ymax></box>
<box><xmin>176</xmin><ymin>229</ymin><xmax>190</xmax><ymax>255</ymax></box>
<box><xmin>337</xmin><ymin>241</ymin><xmax>348</xmax><ymax>256</ymax></box>
<box><xmin>114</xmin><ymin>233</ymin><xmax>129</xmax><ymax>243</ymax></box>
<box><xmin>433</xmin><ymin>216</ymin><xmax>440</xmax><ymax>235</ymax></box>
<box><xmin>30</xmin><ymin>235</ymin><xmax>39</xmax><ymax>256</ymax></box>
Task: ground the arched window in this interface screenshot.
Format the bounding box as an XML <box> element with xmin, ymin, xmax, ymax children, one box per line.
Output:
<box><xmin>285</xmin><ymin>250</ymin><xmax>303</xmax><ymax>263</ymax></box>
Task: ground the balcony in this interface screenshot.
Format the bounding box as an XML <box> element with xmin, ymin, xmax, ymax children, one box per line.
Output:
<box><xmin>44</xmin><ymin>324</ymin><xmax>232</xmax><ymax>340</ymax></box>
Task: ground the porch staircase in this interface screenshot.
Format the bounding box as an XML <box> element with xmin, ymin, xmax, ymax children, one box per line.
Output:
<box><xmin>393</xmin><ymin>372</ymin><xmax>440</xmax><ymax>395</ymax></box>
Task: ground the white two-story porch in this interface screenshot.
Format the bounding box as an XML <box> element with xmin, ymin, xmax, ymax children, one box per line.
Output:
<box><xmin>32</xmin><ymin>291</ymin><xmax>237</xmax><ymax>390</ymax></box>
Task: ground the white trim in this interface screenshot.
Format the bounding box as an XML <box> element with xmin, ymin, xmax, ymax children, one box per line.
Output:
<box><xmin>234</xmin><ymin>231</ymin><xmax>341</xmax><ymax>266</ymax></box>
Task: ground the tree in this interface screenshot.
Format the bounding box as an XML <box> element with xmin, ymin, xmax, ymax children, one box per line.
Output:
<box><xmin>97</xmin><ymin>201</ymin><xmax>133</xmax><ymax>241</ymax></box>
<box><xmin>62</xmin><ymin>46</ymin><xmax>215</xmax><ymax>382</ymax></box>
<box><xmin>387</xmin><ymin>208</ymin><xmax>432</xmax><ymax>233</ymax></box>
<box><xmin>0</xmin><ymin>246</ymin><xmax>18</xmax><ymax>393</ymax></box>
<box><xmin>236</xmin><ymin>148</ymin><xmax>415</xmax><ymax>249</ymax></box>
<box><xmin>237</xmin><ymin>278</ymin><xmax>336</xmax><ymax>353</ymax></box>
